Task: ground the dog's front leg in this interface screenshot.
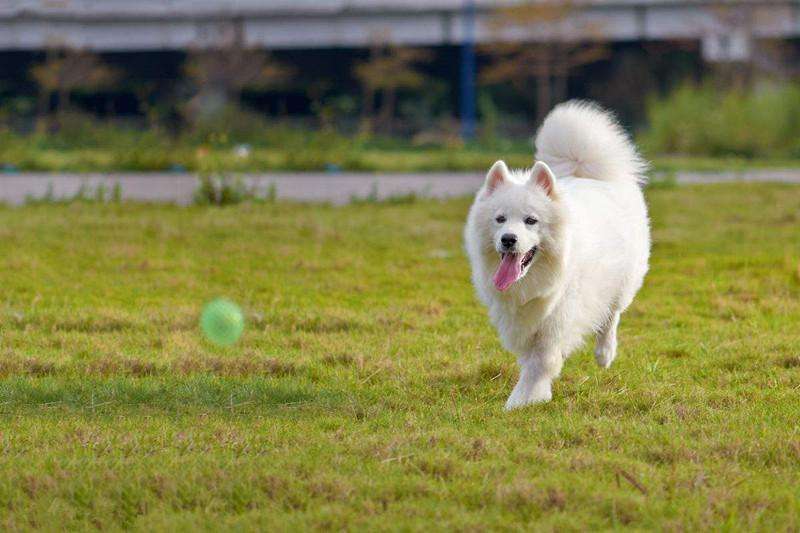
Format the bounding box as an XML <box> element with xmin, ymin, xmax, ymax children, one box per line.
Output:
<box><xmin>504</xmin><ymin>346</ymin><xmax>562</xmax><ymax>410</ymax></box>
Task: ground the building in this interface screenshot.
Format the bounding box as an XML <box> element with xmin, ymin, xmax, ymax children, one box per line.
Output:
<box><xmin>0</xmin><ymin>1</ymin><xmax>797</xmax><ymax>130</ymax></box>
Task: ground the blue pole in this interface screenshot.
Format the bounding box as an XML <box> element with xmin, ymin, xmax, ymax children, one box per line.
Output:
<box><xmin>460</xmin><ymin>0</ymin><xmax>476</xmax><ymax>140</ymax></box>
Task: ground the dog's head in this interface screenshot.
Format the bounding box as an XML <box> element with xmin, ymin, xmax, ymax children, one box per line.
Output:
<box><xmin>470</xmin><ymin>160</ymin><xmax>563</xmax><ymax>292</ymax></box>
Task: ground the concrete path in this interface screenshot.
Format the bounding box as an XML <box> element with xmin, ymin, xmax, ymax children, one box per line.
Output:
<box><xmin>1</xmin><ymin>169</ymin><xmax>799</xmax><ymax>206</ymax></box>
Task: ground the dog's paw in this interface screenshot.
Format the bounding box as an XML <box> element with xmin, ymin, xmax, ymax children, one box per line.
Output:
<box><xmin>594</xmin><ymin>345</ymin><xmax>616</xmax><ymax>369</ymax></box>
<box><xmin>504</xmin><ymin>382</ymin><xmax>552</xmax><ymax>411</ymax></box>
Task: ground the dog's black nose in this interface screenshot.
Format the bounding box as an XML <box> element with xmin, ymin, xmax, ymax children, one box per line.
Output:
<box><xmin>500</xmin><ymin>233</ymin><xmax>517</xmax><ymax>249</ymax></box>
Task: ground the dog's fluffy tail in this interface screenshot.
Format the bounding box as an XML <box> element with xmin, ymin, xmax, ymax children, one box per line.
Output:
<box><xmin>534</xmin><ymin>100</ymin><xmax>648</xmax><ymax>185</ymax></box>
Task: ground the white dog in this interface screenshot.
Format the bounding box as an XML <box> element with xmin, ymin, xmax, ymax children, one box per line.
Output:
<box><xmin>464</xmin><ymin>101</ymin><xmax>650</xmax><ymax>410</ymax></box>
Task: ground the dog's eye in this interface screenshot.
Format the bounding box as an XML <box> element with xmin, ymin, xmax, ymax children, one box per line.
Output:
<box><xmin>524</xmin><ymin>216</ymin><xmax>538</xmax><ymax>225</ymax></box>
<box><xmin>495</xmin><ymin>215</ymin><xmax>506</xmax><ymax>224</ymax></box>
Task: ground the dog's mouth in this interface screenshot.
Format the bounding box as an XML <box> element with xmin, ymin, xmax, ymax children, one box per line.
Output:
<box><xmin>493</xmin><ymin>246</ymin><xmax>538</xmax><ymax>292</ymax></box>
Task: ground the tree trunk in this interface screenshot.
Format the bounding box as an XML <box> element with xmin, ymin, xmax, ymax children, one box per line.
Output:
<box><xmin>360</xmin><ymin>88</ymin><xmax>374</xmax><ymax>135</ymax></box>
<box><xmin>553</xmin><ymin>61</ymin><xmax>568</xmax><ymax>107</ymax></box>
<box><xmin>55</xmin><ymin>85</ymin><xmax>68</xmax><ymax>131</ymax></box>
<box><xmin>35</xmin><ymin>90</ymin><xmax>49</xmax><ymax>133</ymax></box>
<box><xmin>379</xmin><ymin>87</ymin><xmax>396</xmax><ymax>135</ymax></box>
<box><xmin>536</xmin><ymin>67</ymin><xmax>551</xmax><ymax>125</ymax></box>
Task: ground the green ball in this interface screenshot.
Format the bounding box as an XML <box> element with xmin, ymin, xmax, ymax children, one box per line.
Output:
<box><xmin>200</xmin><ymin>298</ymin><xmax>244</xmax><ymax>346</ymax></box>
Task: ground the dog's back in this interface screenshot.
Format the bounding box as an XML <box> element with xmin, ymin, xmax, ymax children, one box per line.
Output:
<box><xmin>535</xmin><ymin>101</ymin><xmax>650</xmax><ymax>352</ymax></box>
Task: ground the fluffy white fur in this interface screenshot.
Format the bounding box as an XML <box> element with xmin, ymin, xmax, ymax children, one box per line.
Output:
<box><xmin>464</xmin><ymin>100</ymin><xmax>650</xmax><ymax>410</ymax></box>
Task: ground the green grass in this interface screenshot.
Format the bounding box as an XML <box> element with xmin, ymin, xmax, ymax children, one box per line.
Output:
<box><xmin>0</xmin><ymin>183</ymin><xmax>799</xmax><ymax>530</ymax></box>
<box><xmin>650</xmin><ymin>155</ymin><xmax>800</xmax><ymax>174</ymax></box>
<box><xmin>0</xmin><ymin>139</ymin><xmax>536</xmax><ymax>173</ymax></box>
<box><xmin>2</xmin><ymin>126</ymin><xmax>800</xmax><ymax>174</ymax></box>
<box><xmin>2</xmin><ymin>140</ymin><xmax>798</xmax><ymax>174</ymax></box>
<box><xmin>2</xmin><ymin>143</ymin><xmax>799</xmax><ymax>174</ymax></box>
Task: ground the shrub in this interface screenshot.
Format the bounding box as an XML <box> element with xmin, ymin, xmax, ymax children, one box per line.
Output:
<box><xmin>640</xmin><ymin>82</ymin><xmax>800</xmax><ymax>158</ymax></box>
<box><xmin>182</xmin><ymin>105</ymin><xmax>271</xmax><ymax>146</ymax></box>
<box><xmin>193</xmin><ymin>175</ymin><xmax>251</xmax><ymax>206</ymax></box>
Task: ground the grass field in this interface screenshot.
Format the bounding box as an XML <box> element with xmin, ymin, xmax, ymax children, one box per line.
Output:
<box><xmin>0</xmin><ymin>182</ymin><xmax>799</xmax><ymax>530</ymax></box>
<box><xmin>2</xmin><ymin>128</ymin><xmax>800</xmax><ymax>174</ymax></box>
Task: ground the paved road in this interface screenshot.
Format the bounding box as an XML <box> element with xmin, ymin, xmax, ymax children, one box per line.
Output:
<box><xmin>2</xmin><ymin>169</ymin><xmax>799</xmax><ymax>206</ymax></box>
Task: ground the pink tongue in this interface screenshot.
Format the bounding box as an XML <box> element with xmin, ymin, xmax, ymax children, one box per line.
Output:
<box><xmin>493</xmin><ymin>254</ymin><xmax>522</xmax><ymax>291</ymax></box>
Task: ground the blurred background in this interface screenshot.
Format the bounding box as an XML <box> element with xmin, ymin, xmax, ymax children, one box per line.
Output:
<box><xmin>0</xmin><ymin>0</ymin><xmax>799</xmax><ymax>181</ymax></box>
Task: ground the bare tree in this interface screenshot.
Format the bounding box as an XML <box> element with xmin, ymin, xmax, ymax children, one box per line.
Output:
<box><xmin>354</xmin><ymin>44</ymin><xmax>431</xmax><ymax>134</ymax></box>
<box><xmin>30</xmin><ymin>48</ymin><xmax>119</xmax><ymax>129</ymax></box>
<box><xmin>480</xmin><ymin>2</ymin><xmax>608</xmax><ymax>123</ymax></box>
<box><xmin>183</xmin><ymin>46</ymin><xmax>293</xmax><ymax>121</ymax></box>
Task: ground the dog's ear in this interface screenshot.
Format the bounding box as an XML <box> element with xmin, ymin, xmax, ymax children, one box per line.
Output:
<box><xmin>530</xmin><ymin>161</ymin><xmax>557</xmax><ymax>198</ymax></box>
<box><xmin>483</xmin><ymin>160</ymin><xmax>509</xmax><ymax>198</ymax></box>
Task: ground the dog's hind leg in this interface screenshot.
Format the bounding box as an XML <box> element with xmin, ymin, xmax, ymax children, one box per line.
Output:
<box><xmin>595</xmin><ymin>311</ymin><xmax>620</xmax><ymax>369</ymax></box>
<box><xmin>505</xmin><ymin>346</ymin><xmax>562</xmax><ymax>410</ymax></box>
